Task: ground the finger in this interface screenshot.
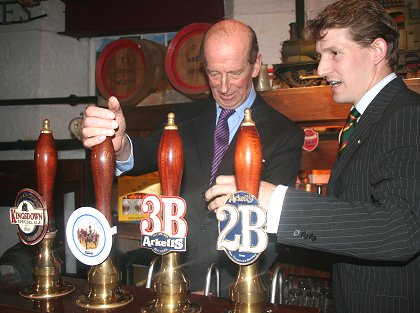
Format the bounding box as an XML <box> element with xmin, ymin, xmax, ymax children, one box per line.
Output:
<box><xmin>204</xmin><ymin>184</ymin><xmax>220</xmax><ymax>202</ymax></box>
<box><xmin>82</xmin><ymin>135</ymin><xmax>107</xmax><ymax>149</ymax></box>
<box><xmin>82</xmin><ymin>125</ymin><xmax>115</xmax><ymax>140</ymax></box>
<box><xmin>204</xmin><ymin>182</ymin><xmax>232</xmax><ymax>202</ymax></box>
<box><xmin>203</xmin><ymin>176</ymin><xmax>235</xmax><ymax>201</ymax></box>
<box><xmin>207</xmin><ymin>195</ymin><xmax>229</xmax><ymax>211</ymax></box>
<box><xmin>85</xmin><ymin>105</ymin><xmax>115</xmax><ymax>120</ymax></box>
<box><xmin>214</xmin><ymin>175</ymin><xmax>236</xmax><ymax>184</ymax></box>
<box><xmin>108</xmin><ymin>96</ymin><xmax>123</xmax><ymax>116</ymax></box>
<box><xmin>83</xmin><ymin>116</ymin><xmax>119</xmax><ymax>131</ymax></box>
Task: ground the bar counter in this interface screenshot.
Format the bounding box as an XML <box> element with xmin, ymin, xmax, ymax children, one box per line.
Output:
<box><xmin>0</xmin><ymin>277</ymin><xmax>319</xmax><ymax>313</ymax></box>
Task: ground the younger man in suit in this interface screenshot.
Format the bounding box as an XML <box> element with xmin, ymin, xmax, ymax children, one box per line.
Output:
<box><xmin>206</xmin><ymin>1</ymin><xmax>420</xmax><ymax>312</ymax></box>
<box><xmin>83</xmin><ymin>19</ymin><xmax>303</xmax><ymax>296</ymax></box>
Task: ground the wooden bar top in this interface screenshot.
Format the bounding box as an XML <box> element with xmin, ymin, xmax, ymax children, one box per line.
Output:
<box><xmin>0</xmin><ymin>277</ymin><xmax>319</xmax><ymax>313</ymax></box>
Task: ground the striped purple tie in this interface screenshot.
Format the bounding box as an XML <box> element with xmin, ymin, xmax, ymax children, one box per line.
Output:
<box><xmin>209</xmin><ymin>109</ymin><xmax>235</xmax><ymax>185</ymax></box>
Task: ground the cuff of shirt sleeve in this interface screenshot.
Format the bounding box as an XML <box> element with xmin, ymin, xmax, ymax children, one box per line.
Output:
<box><xmin>266</xmin><ymin>184</ymin><xmax>288</xmax><ymax>234</ymax></box>
<box><xmin>115</xmin><ymin>135</ymin><xmax>134</xmax><ymax>176</ymax></box>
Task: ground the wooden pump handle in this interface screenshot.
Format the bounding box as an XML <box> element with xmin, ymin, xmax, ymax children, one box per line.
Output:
<box><xmin>158</xmin><ymin>113</ymin><xmax>184</xmax><ymax>197</ymax></box>
<box><xmin>234</xmin><ymin>109</ymin><xmax>262</xmax><ymax>197</ymax></box>
<box><xmin>91</xmin><ymin>136</ymin><xmax>115</xmax><ymax>224</ymax></box>
<box><xmin>34</xmin><ymin>119</ymin><xmax>57</xmax><ymax>232</ymax></box>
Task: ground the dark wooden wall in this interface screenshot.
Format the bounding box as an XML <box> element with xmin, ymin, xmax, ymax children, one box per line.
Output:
<box><xmin>62</xmin><ymin>0</ymin><xmax>225</xmax><ymax>38</ymax></box>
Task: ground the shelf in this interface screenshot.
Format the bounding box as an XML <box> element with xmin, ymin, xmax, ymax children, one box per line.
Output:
<box><xmin>261</xmin><ymin>78</ymin><xmax>420</xmax><ymax>127</ymax></box>
<box><xmin>261</xmin><ymin>85</ymin><xmax>350</xmax><ymax>127</ymax></box>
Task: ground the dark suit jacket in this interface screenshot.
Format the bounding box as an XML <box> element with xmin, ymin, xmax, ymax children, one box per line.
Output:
<box><xmin>276</xmin><ymin>77</ymin><xmax>420</xmax><ymax>313</ymax></box>
<box><xmin>127</xmin><ymin>94</ymin><xmax>304</xmax><ymax>296</ymax></box>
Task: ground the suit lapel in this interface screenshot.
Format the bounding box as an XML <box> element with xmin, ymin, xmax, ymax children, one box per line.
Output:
<box><xmin>193</xmin><ymin>102</ymin><xmax>217</xmax><ymax>185</ymax></box>
<box><xmin>329</xmin><ymin>117</ymin><xmax>373</xmax><ymax>184</ymax></box>
<box><xmin>328</xmin><ymin>77</ymin><xmax>406</xmax><ymax>191</ymax></box>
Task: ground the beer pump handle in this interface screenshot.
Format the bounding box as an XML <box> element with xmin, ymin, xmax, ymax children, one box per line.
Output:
<box><xmin>158</xmin><ymin>113</ymin><xmax>184</xmax><ymax>197</ymax></box>
<box><xmin>141</xmin><ymin>112</ymin><xmax>199</xmax><ymax>313</ymax></box>
<box><xmin>234</xmin><ymin>109</ymin><xmax>262</xmax><ymax>196</ymax></box>
<box><xmin>91</xmin><ymin>136</ymin><xmax>115</xmax><ymax>224</ymax></box>
<box><xmin>35</xmin><ymin>119</ymin><xmax>58</xmax><ymax>232</ymax></box>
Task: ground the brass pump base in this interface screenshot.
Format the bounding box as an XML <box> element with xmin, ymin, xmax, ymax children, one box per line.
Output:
<box><xmin>20</xmin><ymin>231</ymin><xmax>75</xmax><ymax>299</ymax></box>
<box><xmin>76</xmin><ymin>257</ymin><xmax>132</xmax><ymax>309</ymax></box>
<box><xmin>20</xmin><ymin>282</ymin><xmax>75</xmax><ymax>300</ymax></box>
<box><xmin>228</xmin><ymin>262</ymin><xmax>269</xmax><ymax>313</ymax></box>
<box><xmin>141</xmin><ymin>298</ymin><xmax>201</xmax><ymax>313</ymax></box>
<box><xmin>141</xmin><ymin>252</ymin><xmax>201</xmax><ymax>313</ymax></box>
<box><xmin>77</xmin><ymin>289</ymin><xmax>133</xmax><ymax>310</ymax></box>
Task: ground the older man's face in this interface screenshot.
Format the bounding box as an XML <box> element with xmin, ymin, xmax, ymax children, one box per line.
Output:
<box><xmin>204</xmin><ymin>35</ymin><xmax>261</xmax><ymax>110</ymax></box>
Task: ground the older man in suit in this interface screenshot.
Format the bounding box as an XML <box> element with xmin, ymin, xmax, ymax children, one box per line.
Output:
<box><xmin>83</xmin><ymin>19</ymin><xmax>303</xmax><ymax>296</ymax></box>
<box><xmin>206</xmin><ymin>1</ymin><xmax>420</xmax><ymax>312</ymax></box>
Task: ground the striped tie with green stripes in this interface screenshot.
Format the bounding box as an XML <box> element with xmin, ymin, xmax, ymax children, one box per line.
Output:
<box><xmin>338</xmin><ymin>107</ymin><xmax>361</xmax><ymax>157</ymax></box>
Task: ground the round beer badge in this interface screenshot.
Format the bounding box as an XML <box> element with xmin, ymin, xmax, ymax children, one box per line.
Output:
<box><xmin>11</xmin><ymin>189</ymin><xmax>48</xmax><ymax>245</ymax></box>
<box><xmin>216</xmin><ymin>191</ymin><xmax>268</xmax><ymax>265</ymax></box>
<box><xmin>66</xmin><ymin>207</ymin><xmax>116</xmax><ymax>266</ymax></box>
<box><xmin>303</xmin><ymin>128</ymin><xmax>319</xmax><ymax>152</ymax></box>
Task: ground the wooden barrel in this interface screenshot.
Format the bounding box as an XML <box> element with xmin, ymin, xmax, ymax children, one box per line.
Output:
<box><xmin>165</xmin><ymin>23</ymin><xmax>211</xmax><ymax>99</ymax></box>
<box><xmin>96</xmin><ymin>39</ymin><xmax>166</xmax><ymax>107</ymax></box>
